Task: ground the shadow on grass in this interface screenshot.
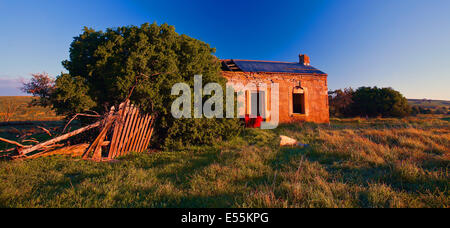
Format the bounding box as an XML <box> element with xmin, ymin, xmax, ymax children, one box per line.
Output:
<box><xmin>269</xmin><ymin>147</ymin><xmax>308</xmax><ymax>170</ymax></box>
<box><xmin>125</xmin><ymin>147</ymin><xmax>234</xmax><ymax>187</ymax></box>
<box><xmin>154</xmin><ymin>150</ymin><xmax>220</xmax><ymax>186</ymax></box>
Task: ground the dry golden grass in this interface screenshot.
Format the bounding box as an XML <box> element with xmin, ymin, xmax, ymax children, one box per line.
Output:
<box><xmin>268</xmin><ymin>117</ymin><xmax>449</xmax><ymax>207</ymax></box>
<box><xmin>0</xmin><ymin>96</ymin><xmax>63</xmax><ymax>122</ymax></box>
<box><xmin>0</xmin><ymin>116</ymin><xmax>448</xmax><ymax>208</ymax></box>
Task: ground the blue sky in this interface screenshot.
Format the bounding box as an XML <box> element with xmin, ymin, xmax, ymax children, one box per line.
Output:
<box><xmin>0</xmin><ymin>0</ymin><xmax>449</xmax><ymax>99</ymax></box>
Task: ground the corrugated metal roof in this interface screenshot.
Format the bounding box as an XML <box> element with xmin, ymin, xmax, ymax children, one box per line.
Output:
<box><xmin>222</xmin><ymin>60</ymin><xmax>326</xmax><ymax>75</ymax></box>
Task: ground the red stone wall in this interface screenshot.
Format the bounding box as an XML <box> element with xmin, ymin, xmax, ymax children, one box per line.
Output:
<box><xmin>222</xmin><ymin>71</ymin><xmax>329</xmax><ymax>124</ymax></box>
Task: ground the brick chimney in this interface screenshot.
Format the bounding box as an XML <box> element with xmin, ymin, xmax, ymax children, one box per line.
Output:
<box><xmin>299</xmin><ymin>54</ymin><xmax>310</xmax><ymax>66</ymax></box>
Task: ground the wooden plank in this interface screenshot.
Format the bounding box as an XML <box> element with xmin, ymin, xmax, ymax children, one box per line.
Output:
<box><xmin>142</xmin><ymin>115</ymin><xmax>154</xmax><ymax>152</ymax></box>
<box><xmin>108</xmin><ymin>101</ymin><xmax>129</xmax><ymax>159</ymax></box>
<box><xmin>82</xmin><ymin>125</ymin><xmax>105</xmax><ymax>159</ymax></box>
<box><xmin>126</xmin><ymin>113</ymin><xmax>145</xmax><ymax>154</ymax></box>
<box><xmin>136</xmin><ymin>114</ymin><xmax>151</xmax><ymax>153</ymax></box>
<box><xmin>140</xmin><ymin>116</ymin><xmax>153</xmax><ymax>152</ymax></box>
<box><xmin>112</xmin><ymin>103</ymin><xmax>133</xmax><ymax>158</ymax></box>
<box><xmin>116</xmin><ymin>105</ymin><xmax>136</xmax><ymax>157</ymax></box>
<box><xmin>136</xmin><ymin>114</ymin><xmax>152</xmax><ymax>152</ymax></box>
<box><xmin>141</xmin><ymin>116</ymin><xmax>155</xmax><ymax>152</ymax></box>
<box><xmin>91</xmin><ymin>107</ymin><xmax>116</xmax><ymax>160</ymax></box>
<box><xmin>91</xmin><ymin>120</ymin><xmax>113</xmax><ymax>160</ymax></box>
<box><xmin>131</xmin><ymin>113</ymin><xmax>146</xmax><ymax>153</ymax></box>
<box><xmin>134</xmin><ymin>114</ymin><xmax>148</xmax><ymax>153</ymax></box>
<box><xmin>107</xmin><ymin>103</ymin><xmax>124</xmax><ymax>158</ymax></box>
<box><xmin>123</xmin><ymin>108</ymin><xmax>141</xmax><ymax>155</ymax></box>
<box><xmin>24</xmin><ymin>144</ymin><xmax>90</xmax><ymax>160</ymax></box>
<box><xmin>84</xmin><ymin>108</ymin><xmax>115</xmax><ymax>159</ymax></box>
<box><xmin>136</xmin><ymin>114</ymin><xmax>150</xmax><ymax>152</ymax></box>
<box><xmin>21</xmin><ymin>121</ymin><xmax>102</xmax><ymax>155</ymax></box>
<box><xmin>131</xmin><ymin>114</ymin><xmax>144</xmax><ymax>153</ymax></box>
<box><xmin>118</xmin><ymin>106</ymin><xmax>139</xmax><ymax>156</ymax></box>
<box><xmin>144</xmin><ymin>123</ymin><xmax>155</xmax><ymax>151</ymax></box>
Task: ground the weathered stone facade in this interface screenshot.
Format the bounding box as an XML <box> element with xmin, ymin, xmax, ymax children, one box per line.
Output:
<box><xmin>221</xmin><ymin>55</ymin><xmax>329</xmax><ymax>124</ymax></box>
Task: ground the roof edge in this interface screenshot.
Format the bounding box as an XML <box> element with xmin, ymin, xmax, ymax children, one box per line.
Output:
<box><xmin>222</xmin><ymin>70</ymin><xmax>328</xmax><ymax>76</ymax></box>
<box><xmin>220</xmin><ymin>59</ymin><xmax>327</xmax><ymax>75</ymax></box>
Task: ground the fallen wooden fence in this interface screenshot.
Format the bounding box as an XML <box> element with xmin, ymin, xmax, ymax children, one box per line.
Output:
<box><xmin>82</xmin><ymin>101</ymin><xmax>155</xmax><ymax>160</ymax></box>
<box><xmin>1</xmin><ymin>100</ymin><xmax>155</xmax><ymax>161</ymax></box>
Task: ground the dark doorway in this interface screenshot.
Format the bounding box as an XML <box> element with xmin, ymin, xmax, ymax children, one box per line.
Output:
<box><xmin>293</xmin><ymin>93</ymin><xmax>305</xmax><ymax>114</ymax></box>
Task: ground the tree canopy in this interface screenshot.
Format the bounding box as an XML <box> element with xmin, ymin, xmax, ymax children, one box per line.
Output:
<box><xmin>48</xmin><ymin>23</ymin><xmax>241</xmax><ymax>149</ymax></box>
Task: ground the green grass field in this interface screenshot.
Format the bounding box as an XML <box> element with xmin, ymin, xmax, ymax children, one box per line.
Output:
<box><xmin>0</xmin><ymin>117</ymin><xmax>448</xmax><ymax>208</ymax></box>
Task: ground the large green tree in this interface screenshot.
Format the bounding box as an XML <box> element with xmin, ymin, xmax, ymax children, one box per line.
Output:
<box><xmin>53</xmin><ymin>23</ymin><xmax>241</xmax><ymax>149</ymax></box>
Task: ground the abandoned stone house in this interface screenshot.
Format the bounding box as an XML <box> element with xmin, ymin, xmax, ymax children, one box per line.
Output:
<box><xmin>221</xmin><ymin>54</ymin><xmax>329</xmax><ymax>124</ymax></box>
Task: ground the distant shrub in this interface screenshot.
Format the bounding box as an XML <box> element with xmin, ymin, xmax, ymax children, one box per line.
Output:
<box><xmin>350</xmin><ymin>87</ymin><xmax>411</xmax><ymax>118</ymax></box>
<box><xmin>411</xmin><ymin>105</ymin><xmax>433</xmax><ymax>115</ymax></box>
<box><xmin>329</xmin><ymin>87</ymin><xmax>411</xmax><ymax>118</ymax></box>
<box><xmin>433</xmin><ymin>107</ymin><xmax>448</xmax><ymax>115</ymax></box>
